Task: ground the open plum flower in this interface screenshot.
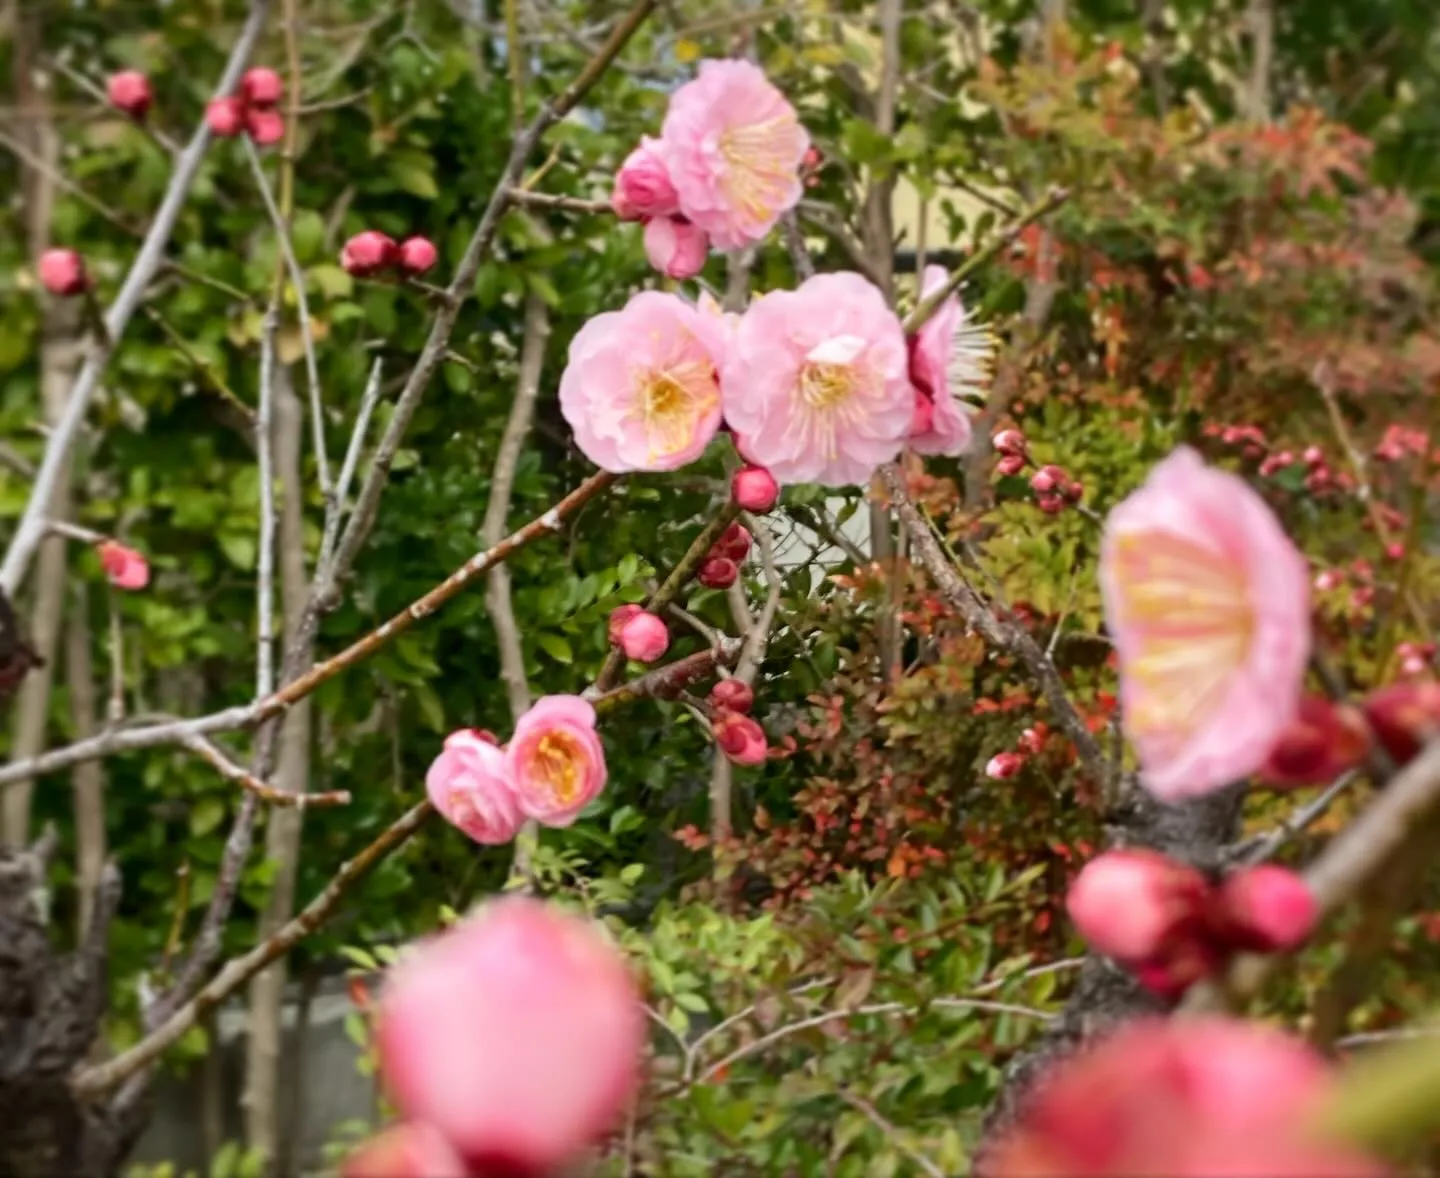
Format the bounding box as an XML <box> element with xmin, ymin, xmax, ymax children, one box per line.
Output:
<box><xmin>559</xmin><ymin>291</ymin><xmax>724</xmax><ymax>473</ymax></box>
<box><xmin>660</xmin><ymin>59</ymin><xmax>809</xmax><ymax>251</ymax></box>
<box><xmin>908</xmin><ymin>264</ymin><xmax>994</xmax><ymax>456</ymax></box>
<box><xmin>1099</xmin><ymin>447</ymin><xmax>1311</xmax><ymax>801</ymax></box>
<box><xmin>724</xmin><ymin>272</ymin><xmax>912</xmax><ymax>486</ymax></box>
<box><xmin>504</xmin><ymin>695</ymin><xmax>607</xmax><ymax>827</ymax></box>
<box><xmin>424</xmin><ymin>729</ymin><xmax>523</xmax><ymax>846</ymax></box>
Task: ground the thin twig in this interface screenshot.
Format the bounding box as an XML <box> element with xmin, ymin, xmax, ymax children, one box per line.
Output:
<box><xmin>181</xmin><ymin>734</ymin><xmax>350</xmax><ymax>808</ymax></box>
<box><xmin>319</xmin><ymin>358</ymin><xmax>383</xmax><ymax>575</ymax></box>
<box><xmin>1238</xmin><ymin>771</ymin><xmax>1359</xmax><ymax>865</ymax></box>
<box><xmin>504</xmin><ymin>188</ymin><xmax>611</xmax><ymax>215</ymax></box>
<box><xmin>0</xmin><ymin>0</ymin><xmax>272</xmax><ymax>595</ymax></box>
<box><xmin>836</xmin><ymin>1090</ymin><xmax>945</xmax><ymax>1178</ymax></box>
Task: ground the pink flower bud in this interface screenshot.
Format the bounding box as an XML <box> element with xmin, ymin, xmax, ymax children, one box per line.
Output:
<box><xmin>985</xmin><ymin>752</ymin><xmax>1024</xmax><ymax>780</ymax></box>
<box><xmin>1361</xmin><ymin>681</ymin><xmax>1440</xmax><ymax>768</ymax></box>
<box><xmin>732</xmin><ymin>465</ymin><xmax>779</xmax><ymax>513</ymax></box>
<box><xmin>802</xmin><ymin>146</ymin><xmax>822</xmax><ymax>172</ymax></box>
<box><xmin>205</xmin><ymin>96</ymin><xmax>245</xmax><ymax>137</ymax></box>
<box><xmin>1385</xmin><ymin>542</ymin><xmax>1405</xmax><ymax>561</ymax></box>
<box><xmin>607</xmin><ymin>604</ymin><xmax>643</xmax><ymax>648</ymax></box>
<box><xmin>1210</xmin><ymin>866</ymin><xmax>1317</xmax><ymax>953</ymax></box>
<box><xmin>993</xmin><ymin>428</ymin><xmax>1027</xmax><ymax>456</ymax></box>
<box><xmin>1305</xmin><ymin>468</ymin><xmax>1333</xmax><ymax>494</ymax></box>
<box><xmin>643</xmin><ymin>216</ymin><xmax>708</xmax><ymax>279</ymax></box>
<box><xmin>1063</xmin><ymin>480</ymin><xmax>1084</xmax><ymax>503</ymax></box>
<box><xmin>996</xmin><ymin>453</ymin><xmax>1026</xmax><ymax>477</ymax></box>
<box><xmin>715</xmin><ymin>521</ymin><xmax>752</xmax><ymax>563</ymax></box>
<box><xmin>1401</xmin><ymin>653</ymin><xmax>1427</xmax><ymax>676</ymax></box>
<box><xmin>1260</xmin><ymin>696</ymin><xmax>1370</xmax><ymax>788</ymax></box>
<box><xmin>397</xmin><ymin>235</ymin><xmax>439</xmax><ymax>276</ymax></box>
<box><xmin>1065</xmin><ymin>849</ymin><xmax>1211</xmax><ymax>964</ymax></box>
<box><xmin>245</xmin><ymin>107</ymin><xmax>285</xmax><ymax>146</ymax></box>
<box><xmin>97</xmin><ymin>541</ymin><xmax>150</xmax><ymax>590</ymax></box>
<box><xmin>342</xmin><ymin>231</ymin><xmax>399</xmax><ymax>278</ymax></box>
<box><xmin>611</xmin><ymin>137</ymin><xmax>679</xmax><ymax>221</ymax></box>
<box><xmin>37</xmin><ymin>248</ymin><xmax>90</xmax><ymax>297</ymax></box>
<box><xmin>240</xmin><ymin>66</ymin><xmax>284</xmax><ymax>108</ymax></box>
<box><xmin>709</xmin><ymin>678</ymin><xmax>754</xmax><ymax>714</ymax></box>
<box><xmin>1303</xmin><ymin>445</ymin><xmax>1324</xmax><ymax>467</ymax></box>
<box><xmin>343</xmin><ymin>1123</ymin><xmax>468</xmax><ymax>1178</ymax></box>
<box><xmin>1037</xmin><ymin>493</ymin><xmax>1066</xmax><ymax>514</ymax></box>
<box><xmin>1313</xmin><ymin>569</ymin><xmax>1342</xmax><ymax>592</ymax></box>
<box><xmin>698</xmin><ymin>556</ymin><xmax>739</xmax><ymax>589</ymax></box>
<box><xmin>1131</xmin><ymin>937</ymin><xmax>1225</xmax><ymax>1000</ymax></box>
<box><xmin>1029</xmin><ymin>468</ymin><xmax>1058</xmax><ymax>494</ymax></box>
<box><xmin>619</xmin><ymin>610</ymin><xmax>669</xmax><ymax>663</ymax></box>
<box><xmin>377</xmin><ymin>897</ymin><xmax>643</xmax><ymax>1174</ymax></box>
<box><xmin>1018</xmin><ymin>726</ymin><xmax>1046</xmax><ymax>755</ymax></box>
<box><xmin>425</xmin><ymin>729</ymin><xmax>523</xmax><ymax>846</ymax></box>
<box><xmin>106</xmin><ymin>70</ymin><xmax>152</xmax><ymax>119</ymax></box>
<box><xmin>713</xmin><ymin>710</ymin><xmax>767</xmax><ymax>765</ymax></box>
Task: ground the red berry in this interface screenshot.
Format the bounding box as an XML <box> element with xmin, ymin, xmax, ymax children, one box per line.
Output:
<box><xmin>37</xmin><ymin>249</ymin><xmax>89</xmax><ymax>297</ymax></box>
<box><xmin>697</xmin><ymin>556</ymin><xmax>738</xmax><ymax>589</ymax></box>
<box><xmin>206</xmin><ymin>96</ymin><xmax>246</xmax><ymax>137</ymax></box>
<box><xmin>398</xmin><ymin>236</ymin><xmax>439</xmax><ymax>276</ymax></box>
<box><xmin>245</xmin><ymin>108</ymin><xmax>285</xmax><ymax>146</ymax></box>
<box><xmin>106</xmin><ymin>70</ymin><xmax>152</xmax><ymax>119</ymax></box>
<box><xmin>341</xmin><ymin>231</ymin><xmax>399</xmax><ymax>278</ymax></box>
<box><xmin>241</xmin><ymin>67</ymin><xmax>284</xmax><ymax>108</ymax></box>
<box><xmin>709</xmin><ymin>679</ymin><xmax>754</xmax><ymax>714</ymax></box>
<box><xmin>731</xmin><ymin>465</ymin><xmax>779</xmax><ymax>513</ymax></box>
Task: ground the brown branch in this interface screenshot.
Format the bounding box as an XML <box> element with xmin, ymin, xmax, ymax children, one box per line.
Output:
<box><xmin>506</xmin><ymin>188</ymin><xmax>611</xmax><ymax>215</ymax></box>
<box><xmin>878</xmin><ymin>465</ymin><xmax>1107</xmax><ymax>786</ymax></box>
<box><xmin>588</xmin><ymin>642</ymin><xmax>742</xmax><ymax>714</ymax></box>
<box><xmin>180</xmin><ymin>734</ymin><xmax>349</xmax><ymax>809</ymax></box>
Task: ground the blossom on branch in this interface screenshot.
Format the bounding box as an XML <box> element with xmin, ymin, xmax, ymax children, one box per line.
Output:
<box><xmin>1099</xmin><ymin>447</ymin><xmax>1310</xmax><ymax>801</ymax></box>
<box><xmin>373</xmin><ymin>897</ymin><xmax>643</xmax><ymax>1175</ymax></box>
<box><xmin>97</xmin><ymin>540</ymin><xmax>149</xmax><ymax>590</ymax></box>
<box><xmin>505</xmin><ymin>695</ymin><xmax>607</xmax><ymax>826</ymax></box>
<box><xmin>559</xmin><ymin>291</ymin><xmax>723</xmax><ymax>473</ymax></box>
<box><xmin>611</xmin><ymin>137</ymin><xmax>680</xmax><ymax>221</ymax></box>
<box><xmin>643</xmin><ymin>216</ymin><xmax>709</xmax><ymax>279</ymax></box>
<box><xmin>724</xmin><ymin>272</ymin><xmax>912</xmax><ymax>486</ymax></box>
<box><xmin>425</xmin><ymin>729</ymin><xmax>523</xmax><ymax>846</ymax></box>
<box><xmin>907</xmin><ymin>264</ymin><xmax>993</xmax><ymax>456</ymax></box>
<box><xmin>660</xmin><ymin>59</ymin><xmax>809</xmax><ymax>251</ymax></box>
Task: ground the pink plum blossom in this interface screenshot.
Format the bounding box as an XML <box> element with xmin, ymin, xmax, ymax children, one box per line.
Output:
<box><xmin>907</xmin><ymin>265</ymin><xmax>992</xmax><ymax>456</ymax></box>
<box><xmin>985</xmin><ymin>1017</ymin><xmax>1382</xmax><ymax>1177</ymax></box>
<box><xmin>723</xmin><ymin>272</ymin><xmax>912</xmax><ymax>486</ymax></box>
<box><xmin>342</xmin><ymin>1123</ymin><xmax>468</xmax><ymax>1178</ymax></box>
<box><xmin>619</xmin><ymin>611</ymin><xmax>669</xmax><ymax>663</ymax></box>
<box><xmin>660</xmin><ymin>59</ymin><xmax>809</xmax><ymax>250</ymax></box>
<box><xmin>713</xmin><ymin>711</ymin><xmax>767</xmax><ymax>765</ymax></box>
<box><xmin>1066</xmin><ymin>848</ymin><xmax>1211</xmax><ymax>964</ymax></box>
<box><xmin>245</xmin><ymin>108</ymin><xmax>284</xmax><ymax>146</ymax></box>
<box><xmin>1099</xmin><ymin>447</ymin><xmax>1311</xmax><ymax>801</ymax></box>
<box><xmin>425</xmin><ymin>729</ymin><xmax>523</xmax><ymax>846</ymax></box>
<box><xmin>611</xmin><ymin>137</ymin><xmax>680</xmax><ymax>221</ymax></box>
<box><xmin>710</xmin><ymin>678</ymin><xmax>754</xmax><ymax>714</ymax></box>
<box><xmin>205</xmin><ymin>96</ymin><xmax>245</xmax><ymax>137</ymax></box>
<box><xmin>643</xmin><ymin>216</ymin><xmax>708</xmax><ymax>279</ymax></box>
<box><xmin>97</xmin><ymin>541</ymin><xmax>149</xmax><ymax>590</ymax></box>
<box><xmin>377</xmin><ymin>896</ymin><xmax>644</xmax><ymax>1176</ymax></box>
<box><xmin>397</xmin><ymin>236</ymin><xmax>438</xmax><ymax>276</ymax></box>
<box><xmin>241</xmin><ymin>67</ymin><xmax>284</xmax><ymax>108</ymax></box>
<box><xmin>1210</xmin><ymin>866</ymin><xmax>1318</xmax><ymax>953</ymax></box>
<box><xmin>558</xmin><ymin>291</ymin><xmax>724</xmax><ymax>473</ymax></box>
<box><xmin>38</xmin><ymin>249</ymin><xmax>89</xmax><ymax>297</ymax></box>
<box><xmin>106</xmin><ymin>70</ymin><xmax>152</xmax><ymax>119</ymax></box>
<box><xmin>504</xmin><ymin>695</ymin><xmax>607</xmax><ymax>826</ymax></box>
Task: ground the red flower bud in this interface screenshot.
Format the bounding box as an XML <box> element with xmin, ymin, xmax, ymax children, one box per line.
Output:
<box><xmin>1259</xmin><ymin>697</ymin><xmax>1370</xmax><ymax>787</ymax></box>
<box><xmin>1066</xmin><ymin>849</ymin><xmax>1212</xmax><ymax>964</ymax></box>
<box><xmin>1361</xmin><ymin>682</ymin><xmax>1440</xmax><ymax>767</ymax></box>
<box><xmin>1029</xmin><ymin>468</ymin><xmax>1058</xmax><ymax>494</ymax></box>
<box><xmin>240</xmin><ymin>66</ymin><xmax>284</xmax><ymax>108</ymax></box>
<box><xmin>245</xmin><ymin>108</ymin><xmax>285</xmax><ymax>146</ymax></box>
<box><xmin>205</xmin><ymin>96</ymin><xmax>246</xmax><ymax>137</ymax></box>
<box><xmin>712</xmin><ymin>710</ymin><xmax>767</xmax><ymax>765</ymax></box>
<box><xmin>697</xmin><ymin>556</ymin><xmax>739</xmax><ymax>589</ymax></box>
<box><xmin>996</xmin><ymin>454</ymin><xmax>1026</xmax><ymax>477</ymax></box>
<box><xmin>106</xmin><ymin>70</ymin><xmax>152</xmax><ymax>119</ymax></box>
<box><xmin>709</xmin><ymin>678</ymin><xmax>754</xmax><ymax>714</ymax></box>
<box><xmin>732</xmin><ymin>465</ymin><xmax>779</xmax><ymax>513</ymax></box>
<box><xmin>618</xmin><ymin>611</ymin><xmax>669</xmax><ymax>663</ymax></box>
<box><xmin>607</xmin><ymin>604</ymin><xmax>643</xmax><ymax>648</ymax></box>
<box><xmin>341</xmin><ymin>231</ymin><xmax>399</xmax><ymax>278</ymax></box>
<box><xmin>993</xmin><ymin>428</ymin><xmax>1027</xmax><ymax>456</ymax></box>
<box><xmin>715</xmin><ymin>522</ymin><xmax>751</xmax><ymax>563</ymax></box>
<box><xmin>1209</xmin><ymin>866</ymin><xmax>1317</xmax><ymax>953</ymax></box>
<box><xmin>37</xmin><ymin>248</ymin><xmax>90</xmax><ymax>297</ymax></box>
<box><xmin>1063</xmin><ymin>479</ymin><xmax>1084</xmax><ymax>503</ymax></box>
<box><xmin>397</xmin><ymin>236</ymin><xmax>439</xmax><ymax>276</ymax></box>
<box><xmin>985</xmin><ymin>752</ymin><xmax>1024</xmax><ymax>779</ymax></box>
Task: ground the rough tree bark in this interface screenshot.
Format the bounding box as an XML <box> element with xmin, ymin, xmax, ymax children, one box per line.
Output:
<box><xmin>242</xmin><ymin>367</ymin><xmax>315</xmax><ymax>1170</ymax></box>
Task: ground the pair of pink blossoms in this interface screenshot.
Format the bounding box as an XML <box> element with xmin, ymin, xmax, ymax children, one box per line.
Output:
<box><xmin>425</xmin><ymin>696</ymin><xmax>605</xmax><ymax>846</ymax></box>
<box><xmin>610</xmin><ymin>59</ymin><xmax>810</xmax><ymax>278</ymax></box>
<box><xmin>559</xmin><ymin>266</ymin><xmax>990</xmax><ymax>487</ymax></box>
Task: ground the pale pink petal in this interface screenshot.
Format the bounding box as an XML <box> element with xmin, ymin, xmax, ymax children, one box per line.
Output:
<box><xmin>908</xmin><ymin>264</ymin><xmax>988</xmax><ymax>457</ymax></box>
<box><xmin>505</xmin><ymin>695</ymin><xmax>607</xmax><ymax>826</ymax></box>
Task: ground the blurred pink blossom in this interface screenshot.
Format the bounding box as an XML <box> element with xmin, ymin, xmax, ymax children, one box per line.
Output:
<box><xmin>1210</xmin><ymin>866</ymin><xmax>1318</xmax><ymax>954</ymax></box>
<box><xmin>558</xmin><ymin>291</ymin><xmax>724</xmax><ymax>473</ymax></box>
<box><xmin>1066</xmin><ymin>848</ymin><xmax>1210</xmax><ymax>964</ymax></box>
<box><xmin>619</xmin><ymin>611</ymin><xmax>669</xmax><ymax>663</ymax></box>
<box><xmin>97</xmin><ymin>541</ymin><xmax>149</xmax><ymax>590</ymax></box>
<box><xmin>660</xmin><ymin>59</ymin><xmax>808</xmax><ymax>250</ymax></box>
<box><xmin>425</xmin><ymin>729</ymin><xmax>523</xmax><ymax>846</ymax></box>
<box><xmin>724</xmin><ymin>272</ymin><xmax>911</xmax><ymax>486</ymax></box>
<box><xmin>713</xmin><ymin>710</ymin><xmax>767</xmax><ymax>765</ymax></box>
<box><xmin>342</xmin><ymin>1122</ymin><xmax>468</xmax><ymax>1178</ymax></box>
<box><xmin>1099</xmin><ymin>447</ymin><xmax>1310</xmax><ymax>801</ymax></box>
<box><xmin>907</xmin><ymin>265</ymin><xmax>991</xmax><ymax>456</ymax></box>
<box><xmin>505</xmin><ymin>695</ymin><xmax>607</xmax><ymax>826</ymax></box>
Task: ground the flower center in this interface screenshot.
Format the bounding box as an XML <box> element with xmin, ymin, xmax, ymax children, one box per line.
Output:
<box><xmin>718</xmin><ymin>115</ymin><xmax>799</xmax><ymax>222</ymax></box>
<box><xmin>799</xmin><ymin>361</ymin><xmax>855</xmax><ymax>410</ymax></box>
<box><xmin>533</xmin><ymin>732</ymin><xmax>581</xmax><ymax>804</ymax></box>
<box><xmin>635</xmin><ymin>358</ymin><xmax>718</xmax><ymax>460</ymax></box>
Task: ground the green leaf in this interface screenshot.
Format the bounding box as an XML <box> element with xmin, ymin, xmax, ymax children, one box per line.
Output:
<box><xmin>219</xmin><ymin>532</ymin><xmax>256</xmax><ymax>571</ymax></box>
<box><xmin>537</xmin><ymin>633</ymin><xmax>574</xmax><ymax>664</ymax></box>
<box><xmin>389</xmin><ymin>158</ymin><xmax>439</xmax><ymax>199</ymax></box>
<box><xmin>190</xmin><ymin>796</ymin><xmax>225</xmax><ymax>838</ymax></box>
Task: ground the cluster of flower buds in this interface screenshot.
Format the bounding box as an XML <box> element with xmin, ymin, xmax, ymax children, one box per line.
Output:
<box><xmin>37</xmin><ymin>248</ymin><xmax>91</xmax><ymax>297</ymax></box>
<box><xmin>1373</xmin><ymin>423</ymin><xmax>1431</xmax><ymax>464</ymax></box>
<box><xmin>1396</xmin><ymin>640</ymin><xmax>1435</xmax><ymax>678</ymax></box>
<box><xmin>801</xmin><ymin>145</ymin><xmax>823</xmax><ymax>188</ymax></box>
<box><xmin>340</xmin><ymin>232</ymin><xmax>439</xmax><ymax>280</ymax></box>
<box><xmin>106</xmin><ymin>70</ymin><xmax>153</xmax><ymax>119</ymax></box>
<box><xmin>991</xmin><ymin>429</ymin><xmax>1083</xmax><ymax>512</ymax></box>
<box><xmin>606</xmin><ymin>604</ymin><xmax>669</xmax><ymax>663</ymax></box>
<box><xmin>1204</xmin><ymin>421</ymin><xmax>1352</xmax><ymax>498</ymax></box>
<box><xmin>1067</xmin><ymin>850</ymin><xmax>1318</xmax><ymax>998</ymax></box>
<box><xmin>731</xmin><ymin>464</ymin><xmax>779</xmax><ymax>513</ymax></box>
<box><xmin>206</xmin><ymin>67</ymin><xmax>286</xmax><ymax>145</ymax></box>
<box><xmin>1312</xmin><ymin>558</ymin><xmax>1380</xmax><ymax>616</ymax></box>
<box><xmin>710</xmin><ymin>676</ymin><xmax>766</xmax><ymax>766</ymax></box>
<box><xmin>696</xmin><ymin>521</ymin><xmax>751</xmax><ymax>590</ymax></box>
<box><xmin>992</xmin><ymin>427</ymin><xmax>1028</xmax><ymax>475</ymax></box>
<box><xmin>610</xmin><ymin>140</ymin><xmax>708</xmax><ymax>279</ymax></box>
<box><xmin>984</xmin><ymin>724</ymin><xmax>1050</xmax><ymax>780</ymax></box>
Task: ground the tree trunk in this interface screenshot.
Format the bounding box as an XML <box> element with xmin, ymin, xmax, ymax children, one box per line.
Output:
<box><xmin>242</xmin><ymin>366</ymin><xmax>314</xmax><ymax>1170</ymax></box>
